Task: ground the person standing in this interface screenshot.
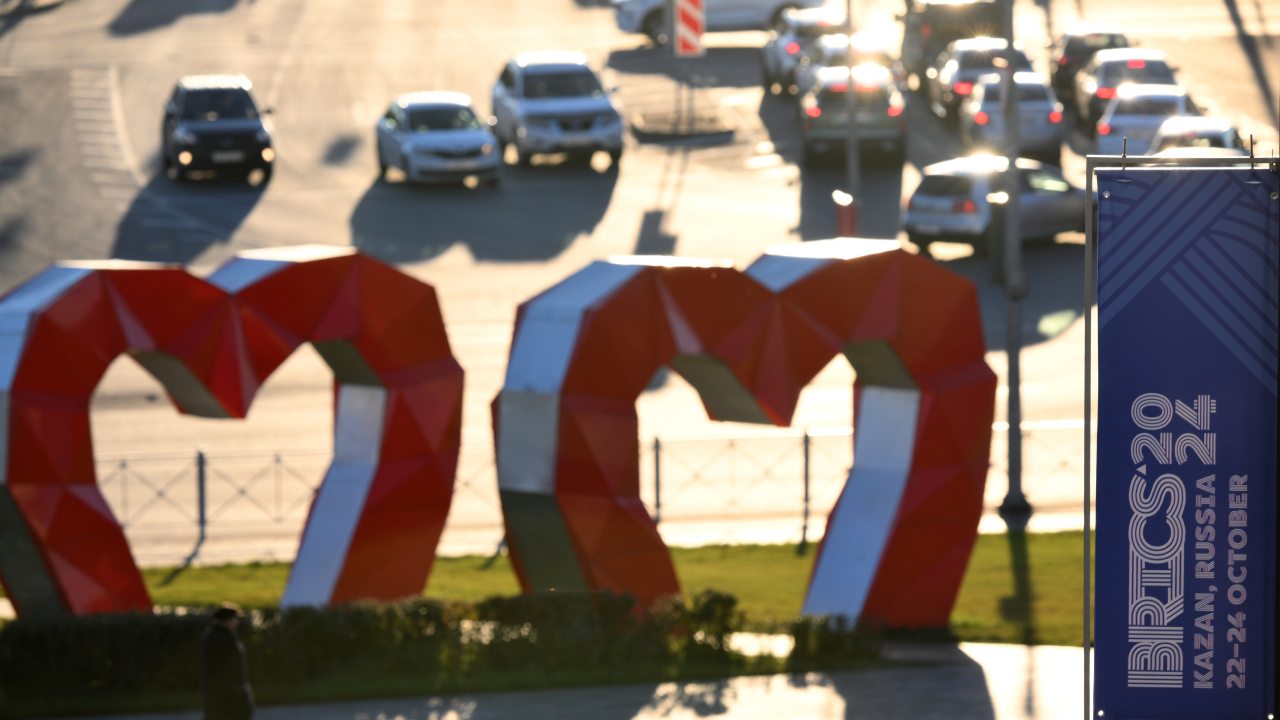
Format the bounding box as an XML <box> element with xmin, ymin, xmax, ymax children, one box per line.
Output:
<box><xmin>200</xmin><ymin>602</ymin><xmax>254</xmax><ymax>720</ymax></box>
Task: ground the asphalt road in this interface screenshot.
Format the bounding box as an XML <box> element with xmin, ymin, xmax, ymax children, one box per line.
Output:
<box><xmin>0</xmin><ymin>0</ymin><xmax>1276</xmax><ymax>561</ymax></box>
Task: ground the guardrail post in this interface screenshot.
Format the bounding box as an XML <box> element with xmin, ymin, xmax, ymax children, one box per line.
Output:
<box><xmin>799</xmin><ymin>431</ymin><xmax>811</xmax><ymax>555</ymax></box>
<box><xmin>653</xmin><ymin>437</ymin><xmax>662</xmax><ymax>525</ymax></box>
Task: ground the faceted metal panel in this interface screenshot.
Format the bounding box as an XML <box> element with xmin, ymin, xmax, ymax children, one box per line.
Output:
<box><xmin>0</xmin><ymin>247</ymin><xmax>463</xmax><ymax>617</ymax></box>
<box><xmin>497</xmin><ymin>243</ymin><xmax>994</xmax><ymax>626</ymax></box>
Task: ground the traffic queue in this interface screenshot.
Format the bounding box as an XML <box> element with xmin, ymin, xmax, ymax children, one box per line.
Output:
<box><xmin>157</xmin><ymin>0</ymin><xmax>1248</xmax><ymax>255</ymax></box>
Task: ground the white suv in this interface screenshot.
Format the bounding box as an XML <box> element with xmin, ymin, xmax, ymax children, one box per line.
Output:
<box><xmin>491</xmin><ymin>52</ymin><xmax>625</xmax><ymax>166</ymax></box>
<box><xmin>614</xmin><ymin>0</ymin><xmax>825</xmax><ymax>44</ymax></box>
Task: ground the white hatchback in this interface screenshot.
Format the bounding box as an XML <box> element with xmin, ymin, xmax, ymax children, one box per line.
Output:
<box><xmin>375</xmin><ymin>92</ymin><xmax>501</xmax><ymax>185</ymax></box>
<box><xmin>614</xmin><ymin>0</ymin><xmax>824</xmax><ymax>43</ymax></box>
<box><xmin>1096</xmin><ymin>84</ymin><xmax>1197</xmax><ymax>155</ymax></box>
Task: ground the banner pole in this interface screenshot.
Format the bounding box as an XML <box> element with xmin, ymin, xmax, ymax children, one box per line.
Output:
<box><xmin>1084</xmin><ymin>156</ymin><xmax>1095</xmax><ymax>720</ymax></box>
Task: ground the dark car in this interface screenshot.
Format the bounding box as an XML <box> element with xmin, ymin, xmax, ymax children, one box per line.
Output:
<box><xmin>162</xmin><ymin>75</ymin><xmax>274</xmax><ymax>182</ymax></box>
<box><xmin>1073</xmin><ymin>49</ymin><xmax>1176</xmax><ymax>127</ymax></box>
<box><xmin>927</xmin><ymin>37</ymin><xmax>1032</xmax><ymax>120</ymax></box>
<box><xmin>1049</xmin><ymin>21</ymin><xmax>1128</xmax><ymax>104</ymax></box>
<box><xmin>901</xmin><ymin>0</ymin><xmax>1002</xmax><ymax>78</ymax></box>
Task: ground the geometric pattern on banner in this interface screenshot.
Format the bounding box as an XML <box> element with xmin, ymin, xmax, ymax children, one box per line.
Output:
<box><xmin>0</xmin><ymin>246</ymin><xmax>463</xmax><ymax>618</ymax></box>
<box><xmin>494</xmin><ymin>241</ymin><xmax>995</xmax><ymax>626</ymax></box>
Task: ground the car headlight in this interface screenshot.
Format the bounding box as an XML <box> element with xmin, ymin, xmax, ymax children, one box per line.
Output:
<box><xmin>255</xmin><ymin>129</ymin><xmax>271</xmax><ymax>143</ymax></box>
<box><xmin>601</xmin><ymin>111</ymin><xmax>622</xmax><ymax>126</ymax></box>
<box><xmin>174</xmin><ymin>126</ymin><xmax>197</xmax><ymax>145</ymax></box>
<box><xmin>481</xmin><ymin>143</ymin><xmax>494</xmax><ymax>154</ymax></box>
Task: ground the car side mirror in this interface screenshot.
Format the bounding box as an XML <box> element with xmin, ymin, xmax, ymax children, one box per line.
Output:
<box><xmin>262</xmin><ymin>107</ymin><xmax>274</xmax><ymax>115</ymax></box>
<box><xmin>610</xmin><ymin>85</ymin><xmax>620</xmax><ymax>94</ymax></box>
<box><xmin>165</xmin><ymin>101</ymin><xmax>177</xmax><ymax>116</ymax></box>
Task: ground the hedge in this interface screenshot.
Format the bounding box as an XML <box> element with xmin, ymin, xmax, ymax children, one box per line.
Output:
<box><xmin>0</xmin><ymin>591</ymin><xmax>879</xmax><ymax>717</ymax></box>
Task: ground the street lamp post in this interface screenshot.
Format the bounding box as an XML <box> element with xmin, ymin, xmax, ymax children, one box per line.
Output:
<box><xmin>999</xmin><ymin>0</ymin><xmax>1029</xmax><ymax>515</ymax></box>
<box><xmin>844</xmin><ymin>0</ymin><xmax>860</xmax><ymax>234</ymax></box>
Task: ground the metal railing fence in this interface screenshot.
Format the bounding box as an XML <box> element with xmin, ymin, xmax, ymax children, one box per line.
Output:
<box><xmin>94</xmin><ymin>423</ymin><xmax>1093</xmax><ymax>565</ymax></box>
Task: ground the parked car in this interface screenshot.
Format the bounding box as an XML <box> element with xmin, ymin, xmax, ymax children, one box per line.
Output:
<box><xmin>761</xmin><ymin>6</ymin><xmax>847</xmax><ymax>95</ymax></box>
<box><xmin>614</xmin><ymin>0</ymin><xmax>824</xmax><ymax>44</ymax></box>
<box><xmin>959</xmin><ymin>72</ymin><xmax>1065</xmax><ymax>164</ymax></box>
<box><xmin>904</xmin><ymin>154</ymin><xmax>1085</xmax><ymax>252</ymax></box>
<box><xmin>901</xmin><ymin>0</ymin><xmax>1002</xmax><ymax>78</ymax></box>
<box><xmin>792</xmin><ymin>32</ymin><xmax>899</xmax><ymax>100</ymax></box>
<box><xmin>1095</xmin><ymin>84</ymin><xmax>1198</xmax><ymax>155</ymax></box>
<box><xmin>927</xmin><ymin>38</ymin><xmax>1032</xmax><ymax>120</ymax></box>
<box><xmin>1147</xmin><ymin>116</ymin><xmax>1246</xmax><ymax>155</ymax></box>
<box><xmin>374</xmin><ymin>92</ymin><xmax>501</xmax><ymax>185</ymax></box>
<box><xmin>161</xmin><ymin>75</ymin><xmax>273</xmax><ymax>183</ymax></box>
<box><xmin>1073</xmin><ymin>48</ymin><xmax>1177</xmax><ymax>126</ymax></box>
<box><xmin>1049</xmin><ymin>21</ymin><xmax>1128</xmax><ymax>104</ymax></box>
<box><xmin>799</xmin><ymin>64</ymin><xmax>906</xmax><ymax>163</ymax></box>
<box><xmin>491</xmin><ymin>52</ymin><xmax>625</xmax><ymax>167</ymax></box>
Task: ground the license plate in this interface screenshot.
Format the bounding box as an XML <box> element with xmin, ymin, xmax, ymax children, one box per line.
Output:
<box><xmin>560</xmin><ymin>135</ymin><xmax>595</xmax><ymax>147</ymax></box>
<box><xmin>211</xmin><ymin>150</ymin><xmax>245</xmax><ymax>163</ymax></box>
<box><xmin>915</xmin><ymin>224</ymin><xmax>942</xmax><ymax>234</ymax></box>
<box><xmin>446</xmin><ymin>160</ymin><xmax>477</xmax><ymax>170</ymax></box>
<box><xmin>857</xmin><ymin>112</ymin><xmax>876</xmax><ymax>123</ymax></box>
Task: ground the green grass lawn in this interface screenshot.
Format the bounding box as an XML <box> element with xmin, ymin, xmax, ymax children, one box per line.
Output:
<box><xmin>5</xmin><ymin>532</ymin><xmax>1094</xmax><ymax>646</ymax></box>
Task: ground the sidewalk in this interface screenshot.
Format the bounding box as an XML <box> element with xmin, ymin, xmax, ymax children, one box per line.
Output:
<box><xmin>60</xmin><ymin>643</ymin><xmax>1091</xmax><ymax>720</ymax></box>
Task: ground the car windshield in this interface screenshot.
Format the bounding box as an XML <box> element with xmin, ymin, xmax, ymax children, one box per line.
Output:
<box><xmin>407</xmin><ymin>106</ymin><xmax>482</xmax><ymax>132</ymax></box>
<box><xmin>959</xmin><ymin>50</ymin><xmax>1031</xmax><ymax>70</ymax></box>
<box><xmin>1115</xmin><ymin>97</ymin><xmax>1179</xmax><ymax>116</ymax></box>
<box><xmin>182</xmin><ymin>89</ymin><xmax>257</xmax><ymax>121</ymax></box>
<box><xmin>980</xmin><ymin>83</ymin><xmax>1050</xmax><ymax>102</ymax></box>
<box><xmin>1103</xmin><ymin>61</ymin><xmax>1175</xmax><ymax>84</ymax></box>
<box><xmin>523</xmin><ymin>71</ymin><xmax>603</xmax><ymax>99</ymax></box>
<box><xmin>917</xmin><ymin>175</ymin><xmax>973</xmax><ymax>196</ymax></box>
<box><xmin>1156</xmin><ymin>134</ymin><xmax>1227</xmax><ymax>150</ymax></box>
<box><xmin>1064</xmin><ymin>33</ymin><xmax>1127</xmax><ymax>55</ymax></box>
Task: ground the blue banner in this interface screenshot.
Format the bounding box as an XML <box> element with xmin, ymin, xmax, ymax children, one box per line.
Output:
<box><xmin>1095</xmin><ymin>166</ymin><xmax>1278</xmax><ymax>719</ymax></box>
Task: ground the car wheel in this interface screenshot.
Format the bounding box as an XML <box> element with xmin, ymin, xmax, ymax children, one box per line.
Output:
<box><xmin>907</xmin><ymin>232</ymin><xmax>933</xmax><ymax>255</ymax></box>
<box><xmin>259</xmin><ymin>165</ymin><xmax>273</xmax><ymax>184</ymax></box>
<box><xmin>801</xmin><ymin>143</ymin><xmax>820</xmax><ymax>167</ymax></box>
<box><xmin>401</xmin><ymin>154</ymin><xmax>414</xmax><ymax>183</ymax></box>
<box><xmin>376</xmin><ymin>142</ymin><xmax>388</xmax><ymax>178</ymax></box>
<box><xmin>515</xmin><ymin>145</ymin><xmax>532</xmax><ymax>167</ymax></box>
<box><xmin>609</xmin><ymin>148</ymin><xmax>623</xmax><ymax>165</ymax></box>
<box><xmin>643</xmin><ymin>10</ymin><xmax>668</xmax><ymax>45</ymax></box>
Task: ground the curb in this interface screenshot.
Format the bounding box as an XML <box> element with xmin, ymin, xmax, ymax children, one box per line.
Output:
<box><xmin>630</xmin><ymin>111</ymin><xmax>736</xmax><ymax>145</ymax></box>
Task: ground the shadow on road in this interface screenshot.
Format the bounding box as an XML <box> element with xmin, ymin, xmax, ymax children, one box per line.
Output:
<box><xmin>111</xmin><ymin>172</ymin><xmax>265</xmax><ymax>263</ymax></box>
<box><xmin>0</xmin><ymin>0</ymin><xmax>63</xmax><ymax>41</ymax></box>
<box><xmin>0</xmin><ymin>148</ymin><xmax>38</xmax><ymax>187</ymax></box>
<box><xmin>934</xmin><ymin>240</ymin><xmax>1086</xmax><ymax>350</ymax></box>
<box><xmin>350</xmin><ymin>158</ymin><xmax>617</xmax><ymax>264</ymax></box>
<box><xmin>107</xmin><ymin>0</ymin><xmax>241</xmax><ymax>36</ymax></box>
<box><xmin>608</xmin><ymin>46</ymin><xmax>764</xmax><ymax>88</ymax></box>
<box><xmin>825</xmin><ymin>652</ymin><xmax>997</xmax><ymax>718</ymax></box>
<box><xmin>1222</xmin><ymin>0</ymin><xmax>1279</xmax><ymax>129</ymax></box>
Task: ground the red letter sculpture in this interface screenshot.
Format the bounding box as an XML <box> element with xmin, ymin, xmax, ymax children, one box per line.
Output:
<box><xmin>495</xmin><ymin>241</ymin><xmax>995</xmax><ymax>627</ymax></box>
<box><xmin>0</xmin><ymin>247</ymin><xmax>463</xmax><ymax>617</ymax></box>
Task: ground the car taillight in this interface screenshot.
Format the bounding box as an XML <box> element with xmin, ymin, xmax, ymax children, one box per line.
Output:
<box><xmin>1058</xmin><ymin>56</ymin><xmax>1069</xmax><ymax>66</ymax></box>
<box><xmin>1098</xmin><ymin>122</ymin><xmax>1111</xmax><ymax>135</ymax></box>
<box><xmin>887</xmin><ymin>105</ymin><xmax>903</xmax><ymax>117</ymax></box>
<box><xmin>974</xmin><ymin>111</ymin><xmax>989</xmax><ymax>125</ymax></box>
<box><xmin>1127</xmin><ymin>59</ymin><xmax>1146</xmax><ymax>69</ymax></box>
<box><xmin>921</xmin><ymin>22</ymin><xmax>931</xmax><ymax>38</ymax></box>
<box><xmin>806</xmin><ymin>106</ymin><xmax>821</xmax><ymax>118</ymax></box>
<box><xmin>1096</xmin><ymin>86</ymin><xmax>1116</xmax><ymax>99</ymax></box>
<box><xmin>908</xmin><ymin>196</ymin><xmax>917</xmax><ymax>210</ymax></box>
<box><xmin>953</xmin><ymin>82</ymin><xmax>973</xmax><ymax>95</ymax></box>
<box><xmin>830</xmin><ymin>82</ymin><xmax>848</xmax><ymax>92</ymax></box>
<box><xmin>1049</xmin><ymin>110</ymin><xmax>1063</xmax><ymax>123</ymax></box>
<box><xmin>787</xmin><ymin>42</ymin><xmax>800</xmax><ymax>54</ymax></box>
<box><xmin>953</xmin><ymin>199</ymin><xmax>977</xmax><ymax>213</ymax></box>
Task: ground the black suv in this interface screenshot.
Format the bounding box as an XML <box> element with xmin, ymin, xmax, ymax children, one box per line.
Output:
<box><xmin>1049</xmin><ymin>21</ymin><xmax>1128</xmax><ymax>104</ymax></box>
<box><xmin>162</xmin><ymin>75</ymin><xmax>274</xmax><ymax>182</ymax></box>
<box><xmin>901</xmin><ymin>0</ymin><xmax>1002</xmax><ymax>78</ymax></box>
